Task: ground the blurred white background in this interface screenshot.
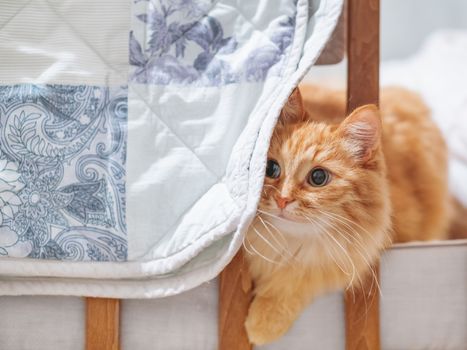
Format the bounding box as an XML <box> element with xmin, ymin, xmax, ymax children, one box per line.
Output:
<box><xmin>305</xmin><ymin>0</ymin><xmax>467</xmax><ymax>207</ymax></box>
<box><xmin>306</xmin><ymin>0</ymin><xmax>467</xmax><ymax>81</ymax></box>
<box><xmin>382</xmin><ymin>0</ymin><xmax>467</xmax><ymax>60</ymax></box>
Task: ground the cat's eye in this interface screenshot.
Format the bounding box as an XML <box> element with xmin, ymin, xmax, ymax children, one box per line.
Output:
<box><xmin>308</xmin><ymin>167</ymin><xmax>329</xmax><ymax>187</ymax></box>
<box><xmin>266</xmin><ymin>159</ymin><xmax>281</xmax><ymax>179</ymax></box>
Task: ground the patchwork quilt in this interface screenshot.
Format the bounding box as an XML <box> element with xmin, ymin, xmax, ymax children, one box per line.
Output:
<box><xmin>0</xmin><ymin>0</ymin><xmax>342</xmax><ymax>297</ymax></box>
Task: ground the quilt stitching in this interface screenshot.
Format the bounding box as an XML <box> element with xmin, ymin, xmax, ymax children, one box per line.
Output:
<box><xmin>42</xmin><ymin>0</ymin><xmax>127</xmax><ymax>78</ymax></box>
<box><xmin>135</xmin><ymin>181</ymin><xmax>239</xmax><ymax>261</ymax></box>
<box><xmin>130</xmin><ymin>0</ymin><xmax>296</xmax><ymax>85</ymax></box>
<box><xmin>228</xmin><ymin>3</ymin><xmax>295</xmax><ymax>57</ymax></box>
<box><xmin>133</xmin><ymin>0</ymin><xmax>220</xmax><ymax>57</ymax></box>
<box><xmin>0</xmin><ymin>0</ymin><xmax>33</xmax><ymax>34</ymax></box>
<box><xmin>130</xmin><ymin>84</ymin><xmax>222</xmax><ymax>181</ymax></box>
<box><xmin>40</xmin><ymin>0</ymin><xmax>224</xmax><ymax>181</ymax></box>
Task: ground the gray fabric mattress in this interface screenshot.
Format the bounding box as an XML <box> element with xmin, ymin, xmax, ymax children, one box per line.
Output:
<box><xmin>1</xmin><ymin>240</ymin><xmax>465</xmax><ymax>350</ymax></box>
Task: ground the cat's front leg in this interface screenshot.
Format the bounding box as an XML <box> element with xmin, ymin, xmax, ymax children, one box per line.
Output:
<box><xmin>245</xmin><ymin>267</ymin><xmax>318</xmax><ymax>347</ymax></box>
<box><xmin>245</xmin><ymin>293</ymin><xmax>304</xmax><ymax>345</ymax></box>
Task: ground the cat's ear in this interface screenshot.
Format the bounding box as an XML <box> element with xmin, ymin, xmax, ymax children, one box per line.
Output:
<box><xmin>278</xmin><ymin>88</ymin><xmax>306</xmax><ymax>125</ymax></box>
<box><xmin>338</xmin><ymin>104</ymin><xmax>381</xmax><ymax>163</ymax></box>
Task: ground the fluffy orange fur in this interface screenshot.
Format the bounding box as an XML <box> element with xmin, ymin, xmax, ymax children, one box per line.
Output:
<box><xmin>244</xmin><ymin>85</ymin><xmax>451</xmax><ymax>345</ymax></box>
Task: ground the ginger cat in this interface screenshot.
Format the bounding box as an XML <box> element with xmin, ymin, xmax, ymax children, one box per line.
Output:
<box><xmin>244</xmin><ymin>85</ymin><xmax>451</xmax><ymax>345</ymax></box>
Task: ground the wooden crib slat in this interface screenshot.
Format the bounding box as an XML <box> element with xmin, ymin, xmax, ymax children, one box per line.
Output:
<box><xmin>86</xmin><ymin>297</ymin><xmax>120</xmax><ymax>350</ymax></box>
<box><xmin>219</xmin><ymin>250</ymin><xmax>253</xmax><ymax>350</ymax></box>
<box><xmin>347</xmin><ymin>0</ymin><xmax>380</xmax><ymax>108</ymax></box>
<box><xmin>345</xmin><ymin>267</ymin><xmax>381</xmax><ymax>350</ymax></box>
<box><xmin>345</xmin><ymin>0</ymin><xmax>381</xmax><ymax>350</ymax></box>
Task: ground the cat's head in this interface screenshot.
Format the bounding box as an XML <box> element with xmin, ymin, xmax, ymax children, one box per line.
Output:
<box><xmin>259</xmin><ymin>88</ymin><xmax>388</xmax><ymax>237</ymax></box>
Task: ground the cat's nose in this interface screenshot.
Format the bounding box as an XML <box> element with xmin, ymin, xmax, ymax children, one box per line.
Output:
<box><xmin>274</xmin><ymin>196</ymin><xmax>294</xmax><ymax>209</ymax></box>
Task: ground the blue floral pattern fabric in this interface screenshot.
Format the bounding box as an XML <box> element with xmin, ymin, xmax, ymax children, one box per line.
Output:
<box><xmin>130</xmin><ymin>0</ymin><xmax>296</xmax><ymax>85</ymax></box>
<box><xmin>0</xmin><ymin>84</ymin><xmax>127</xmax><ymax>261</ymax></box>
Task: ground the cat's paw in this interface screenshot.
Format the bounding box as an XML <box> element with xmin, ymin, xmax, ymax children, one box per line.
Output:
<box><xmin>245</xmin><ymin>296</ymin><xmax>293</xmax><ymax>345</ymax></box>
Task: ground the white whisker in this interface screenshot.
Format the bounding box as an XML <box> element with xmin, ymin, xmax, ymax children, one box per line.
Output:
<box><xmin>242</xmin><ymin>234</ymin><xmax>255</xmax><ymax>256</ymax></box>
<box><xmin>316</xmin><ymin>210</ymin><xmax>383</xmax><ymax>298</ymax></box>
<box><xmin>320</xmin><ymin>210</ymin><xmax>382</xmax><ymax>247</ymax></box>
<box><xmin>309</xmin><ymin>215</ymin><xmax>357</xmax><ymax>300</ymax></box>
<box><xmin>258</xmin><ymin>216</ymin><xmax>290</xmax><ymax>251</ymax></box>
<box><xmin>245</xmin><ymin>231</ymin><xmax>280</xmax><ymax>265</ymax></box>
<box><xmin>252</xmin><ymin>226</ymin><xmax>289</xmax><ymax>263</ymax></box>
<box><xmin>303</xmin><ymin>214</ymin><xmax>357</xmax><ymax>288</ymax></box>
<box><xmin>257</xmin><ymin>209</ymin><xmax>291</xmax><ymax>223</ymax></box>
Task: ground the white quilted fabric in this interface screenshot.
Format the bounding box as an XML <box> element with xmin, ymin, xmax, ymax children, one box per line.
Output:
<box><xmin>0</xmin><ymin>0</ymin><xmax>343</xmax><ymax>297</ymax></box>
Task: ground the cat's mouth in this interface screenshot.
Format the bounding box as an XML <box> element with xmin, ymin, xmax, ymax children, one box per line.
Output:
<box><xmin>277</xmin><ymin>211</ymin><xmax>299</xmax><ymax>222</ymax></box>
<box><xmin>261</xmin><ymin>208</ymin><xmax>308</xmax><ymax>224</ymax></box>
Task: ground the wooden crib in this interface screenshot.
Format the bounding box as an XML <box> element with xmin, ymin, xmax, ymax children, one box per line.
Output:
<box><xmin>86</xmin><ymin>1</ymin><xmax>381</xmax><ymax>349</ymax></box>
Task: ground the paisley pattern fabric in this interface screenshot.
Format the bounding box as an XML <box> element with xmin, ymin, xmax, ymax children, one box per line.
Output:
<box><xmin>130</xmin><ymin>0</ymin><xmax>296</xmax><ymax>85</ymax></box>
<box><xmin>0</xmin><ymin>85</ymin><xmax>127</xmax><ymax>261</ymax></box>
